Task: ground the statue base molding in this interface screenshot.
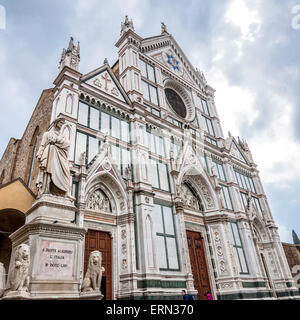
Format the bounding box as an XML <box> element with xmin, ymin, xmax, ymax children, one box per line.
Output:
<box><xmin>25</xmin><ymin>194</ymin><xmax>77</xmax><ymax>226</ymax></box>
<box><xmin>2</xmin><ymin>290</ymin><xmax>31</xmax><ymax>300</ymax></box>
<box><xmin>79</xmin><ymin>290</ymin><xmax>104</xmax><ymax>300</ymax></box>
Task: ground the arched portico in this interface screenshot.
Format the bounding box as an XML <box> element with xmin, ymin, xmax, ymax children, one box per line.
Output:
<box><xmin>82</xmin><ymin>168</ymin><xmax>132</xmax><ymax>300</ymax></box>
<box><xmin>175</xmin><ymin>164</ymin><xmax>219</xmax><ymax>300</ymax></box>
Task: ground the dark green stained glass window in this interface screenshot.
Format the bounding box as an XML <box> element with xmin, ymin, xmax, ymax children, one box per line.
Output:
<box><xmin>165</xmin><ymin>88</ymin><xmax>187</xmax><ymax>119</ymax></box>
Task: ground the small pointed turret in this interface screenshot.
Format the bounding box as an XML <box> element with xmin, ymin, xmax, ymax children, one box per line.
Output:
<box><xmin>120</xmin><ymin>15</ymin><xmax>135</xmax><ymax>36</ymax></box>
<box><xmin>59</xmin><ymin>36</ymin><xmax>80</xmax><ymax>72</ymax></box>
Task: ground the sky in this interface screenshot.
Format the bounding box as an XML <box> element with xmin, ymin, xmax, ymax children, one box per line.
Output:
<box><xmin>0</xmin><ymin>0</ymin><xmax>299</xmax><ymax>243</ymax></box>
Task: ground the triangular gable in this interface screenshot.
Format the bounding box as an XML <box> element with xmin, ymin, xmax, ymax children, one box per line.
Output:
<box><xmin>86</xmin><ymin>142</ymin><xmax>127</xmax><ymax>192</ymax></box>
<box><xmin>230</xmin><ymin>140</ymin><xmax>248</xmax><ymax>164</ymax></box>
<box><xmin>140</xmin><ymin>34</ymin><xmax>206</xmax><ymax>89</ymax></box>
<box><xmin>82</xmin><ymin>66</ymin><xmax>130</xmax><ymax>104</ymax></box>
<box><xmin>151</xmin><ymin>48</ymin><xmax>197</xmax><ymax>87</ymax></box>
<box><xmin>177</xmin><ymin>139</ymin><xmax>206</xmax><ymax>178</ymax></box>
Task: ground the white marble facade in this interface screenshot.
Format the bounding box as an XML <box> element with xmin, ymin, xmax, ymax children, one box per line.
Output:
<box><xmin>48</xmin><ymin>18</ymin><xmax>299</xmax><ymax>300</ymax></box>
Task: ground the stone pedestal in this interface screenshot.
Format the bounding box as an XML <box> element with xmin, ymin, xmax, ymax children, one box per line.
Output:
<box><xmin>79</xmin><ymin>290</ymin><xmax>104</xmax><ymax>300</ymax></box>
<box><xmin>3</xmin><ymin>195</ymin><xmax>87</xmax><ymax>300</ymax></box>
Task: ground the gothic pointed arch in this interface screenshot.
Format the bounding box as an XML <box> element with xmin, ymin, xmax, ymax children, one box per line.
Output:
<box><xmin>65</xmin><ymin>94</ymin><xmax>73</xmax><ymax>114</ymax></box>
<box><xmin>252</xmin><ymin>217</ymin><xmax>268</xmax><ymax>243</ymax></box>
<box><xmin>179</xmin><ymin>181</ymin><xmax>204</xmax><ymax>211</ymax></box>
<box><xmin>177</xmin><ymin>148</ymin><xmax>219</xmax><ymax>211</ymax></box>
<box><xmin>85</xmin><ymin>170</ymin><xmax>128</xmax><ymax>215</ymax></box>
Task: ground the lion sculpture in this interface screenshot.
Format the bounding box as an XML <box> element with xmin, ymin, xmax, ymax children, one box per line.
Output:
<box><xmin>81</xmin><ymin>250</ymin><xmax>105</xmax><ymax>292</ymax></box>
<box><xmin>10</xmin><ymin>244</ymin><xmax>30</xmax><ymax>292</ymax></box>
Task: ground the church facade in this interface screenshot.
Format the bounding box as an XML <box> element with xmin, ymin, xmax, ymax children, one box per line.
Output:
<box><xmin>0</xmin><ymin>17</ymin><xmax>299</xmax><ymax>300</ymax></box>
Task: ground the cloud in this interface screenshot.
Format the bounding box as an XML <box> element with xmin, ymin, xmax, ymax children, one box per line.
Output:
<box><xmin>277</xmin><ymin>223</ymin><xmax>292</xmax><ymax>243</ymax></box>
<box><xmin>225</xmin><ymin>0</ymin><xmax>262</xmax><ymax>42</ymax></box>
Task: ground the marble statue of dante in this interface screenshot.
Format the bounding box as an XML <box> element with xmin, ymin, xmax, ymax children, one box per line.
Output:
<box><xmin>36</xmin><ymin>117</ymin><xmax>71</xmax><ymax>198</ymax></box>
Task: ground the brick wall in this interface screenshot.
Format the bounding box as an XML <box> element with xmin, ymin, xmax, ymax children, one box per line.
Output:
<box><xmin>282</xmin><ymin>243</ymin><xmax>300</xmax><ymax>271</ymax></box>
<box><xmin>0</xmin><ymin>88</ymin><xmax>54</xmax><ymax>195</ymax></box>
<box><xmin>0</xmin><ymin>138</ymin><xmax>20</xmax><ymax>185</ymax></box>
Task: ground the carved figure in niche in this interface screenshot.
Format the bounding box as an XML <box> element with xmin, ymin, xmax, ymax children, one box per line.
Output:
<box><xmin>217</xmin><ymin>188</ymin><xmax>225</xmax><ymax>209</ymax></box>
<box><xmin>9</xmin><ymin>244</ymin><xmax>30</xmax><ymax>292</ymax></box>
<box><xmin>81</xmin><ymin>251</ymin><xmax>105</xmax><ymax>292</ymax></box>
<box><xmin>124</xmin><ymin>165</ymin><xmax>132</xmax><ymax>180</ymax></box>
<box><xmin>36</xmin><ymin>117</ymin><xmax>71</xmax><ymax>198</ymax></box>
<box><xmin>211</xmin><ymin>165</ymin><xmax>219</xmax><ymax>188</ymax></box>
<box><xmin>87</xmin><ymin>189</ymin><xmax>111</xmax><ymax>213</ymax></box>
<box><xmin>178</xmin><ymin>183</ymin><xmax>200</xmax><ymax>211</ymax></box>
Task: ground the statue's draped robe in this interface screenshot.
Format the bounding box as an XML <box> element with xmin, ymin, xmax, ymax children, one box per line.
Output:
<box><xmin>36</xmin><ymin>129</ymin><xmax>70</xmax><ymax>195</ymax></box>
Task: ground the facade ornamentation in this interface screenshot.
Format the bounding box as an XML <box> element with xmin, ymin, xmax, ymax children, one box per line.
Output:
<box><xmin>212</xmin><ymin>228</ymin><xmax>229</xmax><ymax>276</ymax></box>
<box><xmin>9</xmin><ymin>244</ymin><xmax>30</xmax><ymax>293</ymax></box>
<box><xmin>121</xmin><ymin>229</ymin><xmax>126</xmax><ymax>240</ymax></box>
<box><xmin>81</xmin><ymin>251</ymin><xmax>105</xmax><ymax>293</ymax></box>
<box><xmin>87</xmin><ymin>189</ymin><xmax>111</xmax><ymax>213</ymax></box>
<box><xmin>111</xmin><ymin>88</ymin><xmax>119</xmax><ymax>96</ymax></box>
<box><xmin>179</xmin><ymin>184</ymin><xmax>200</xmax><ymax>211</ymax></box>
<box><xmin>121</xmin><ymin>259</ymin><xmax>128</xmax><ymax>270</ymax></box>
<box><xmin>193</xmin><ymin>177</ymin><xmax>215</xmax><ymax>209</ymax></box>
<box><xmin>93</xmin><ymin>78</ymin><xmax>102</xmax><ymax>88</ymax></box>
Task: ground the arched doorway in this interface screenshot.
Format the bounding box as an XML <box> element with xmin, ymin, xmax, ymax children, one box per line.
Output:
<box><xmin>178</xmin><ymin>174</ymin><xmax>217</xmax><ymax>300</ymax></box>
<box><xmin>83</xmin><ymin>166</ymin><xmax>129</xmax><ymax>300</ymax></box>
<box><xmin>0</xmin><ymin>209</ymin><xmax>25</xmax><ymax>272</ymax></box>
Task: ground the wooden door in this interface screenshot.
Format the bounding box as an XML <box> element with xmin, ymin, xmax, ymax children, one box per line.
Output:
<box><xmin>186</xmin><ymin>230</ymin><xmax>212</xmax><ymax>300</ymax></box>
<box><xmin>84</xmin><ymin>230</ymin><xmax>112</xmax><ymax>300</ymax></box>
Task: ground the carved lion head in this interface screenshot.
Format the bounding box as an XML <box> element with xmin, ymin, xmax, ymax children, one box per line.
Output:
<box><xmin>89</xmin><ymin>251</ymin><xmax>101</xmax><ymax>267</ymax></box>
<box><xmin>16</xmin><ymin>244</ymin><xmax>30</xmax><ymax>263</ymax></box>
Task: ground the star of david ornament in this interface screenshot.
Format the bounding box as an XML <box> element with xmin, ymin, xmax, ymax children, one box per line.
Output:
<box><xmin>167</xmin><ymin>54</ymin><xmax>180</xmax><ymax>71</ymax></box>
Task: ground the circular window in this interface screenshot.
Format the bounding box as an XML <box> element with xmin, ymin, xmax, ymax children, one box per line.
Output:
<box><xmin>165</xmin><ymin>88</ymin><xmax>187</xmax><ymax>119</ymax></box>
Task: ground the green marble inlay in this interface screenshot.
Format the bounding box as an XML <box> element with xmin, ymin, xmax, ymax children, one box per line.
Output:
<box><xmin>242</xmin><ymin>281</ymin><xmax>266</xmax><ymax>288</ymax></box>
<box><xmin>275</xmin><ymin>290</ymin><xmax>299</xmax><ymax>298</ymax></box>
<box><xmin>217</xmin><ymin>291</ymin><xmax>273</xmax><ymax>300</ymax></box>
<box><xmin>137</xmin><ymin>280</ymin><xmax>186</xmax><ymax>289</ymax></box>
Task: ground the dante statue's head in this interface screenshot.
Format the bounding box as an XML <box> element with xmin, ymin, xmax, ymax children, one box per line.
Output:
<box><xmin>50</xmin><ymin>117</ymin><xmax>66</xmax><ymax>131</ymax></box>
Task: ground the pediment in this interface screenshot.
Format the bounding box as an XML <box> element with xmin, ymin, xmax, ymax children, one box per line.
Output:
<box><xmin>229</xmin><ymin>139</ymin><xmax>248</xmax><ymax>164</ymax></box>
<box><xmin>82</xmin><ymin>66</ymin><xmax>130</xmax><ymax>104</ymax></box>
<box><xmin>151</xmin><ymin>48</ymin><xmax>198</xmax><ymax>87</ymax></box>
<box><xmin>86</xmin><ymin>142</ymin><xmax>127</xmax><ymax>192</ymax></box>
<box><xmin>141</xmin><ymin>34</ymin><xmax>207</xmax><ymax>90</ymax></box>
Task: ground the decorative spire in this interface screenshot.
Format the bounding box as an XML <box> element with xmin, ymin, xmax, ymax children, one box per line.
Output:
<box><xmin>103</xmin><ymin>58</ymin><xmax>109</xmax><ymax>65</ymax></box>
<box><xmin>59</xmin><ymin>36</ymin><xmax>80</xmax><ymax>72</ymax></box>
<box><xmin>161</xmin><ymin>22</ymin><xmax>168</xmax><ymax>34</ymax></box>
<box><xmin>120</xmin><ymin>15</ymin><xmax>135</xmax><ymax>36</ymax></box>
<box><xmin>293</xmin><ymin>230</ymin><xmax>300</xmax><ymax>245</ymax></box>
<box><xmin>68</xmin><ymin>36</ymin><xmax>74</xmax><ymax>50</ymax></box>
